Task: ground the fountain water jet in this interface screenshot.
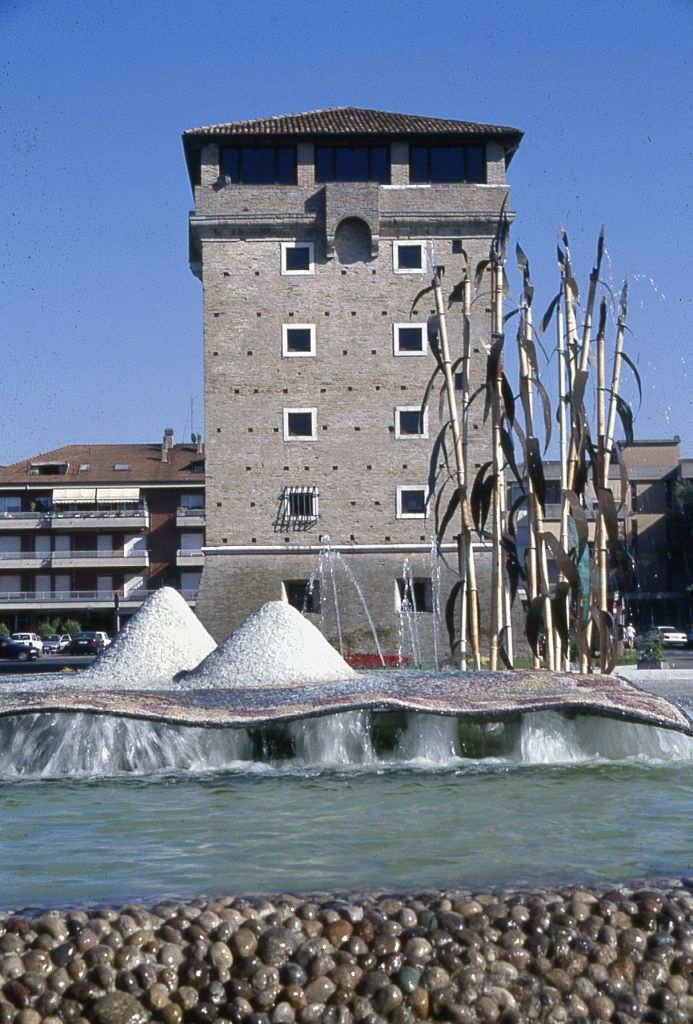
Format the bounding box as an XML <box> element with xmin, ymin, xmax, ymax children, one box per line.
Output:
<box><xmin>307</xmin><ymin>537</ymin><xmax>385</xmax><ymax>664</ymax></box>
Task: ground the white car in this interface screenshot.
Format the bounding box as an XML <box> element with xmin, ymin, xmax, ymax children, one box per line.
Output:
<box><xmin>656</xmin><ymin>626</ymin><xmax>687</xmax><ymax>647</ymax></box>
<box><xmin>41</xmin><ymin>633</ymin><xmax>71</xmax><ymax>653</ymax></box>
<box><xmin>11</xmin><ymin>632</ymin><xmax>44</xmax><ymax>654</ymax></box>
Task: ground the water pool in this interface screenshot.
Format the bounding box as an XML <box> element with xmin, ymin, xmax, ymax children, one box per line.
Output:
<box><xmin>1</xmin><ymin>709</ymin><xmax>692</xmax><ymax>911</ymax></box>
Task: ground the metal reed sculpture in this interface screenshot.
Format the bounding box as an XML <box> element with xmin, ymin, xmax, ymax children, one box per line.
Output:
<box><xmin>418</xmin><ymin>215</ymin><xmax>640</xmax><ymax>673</ymax></box>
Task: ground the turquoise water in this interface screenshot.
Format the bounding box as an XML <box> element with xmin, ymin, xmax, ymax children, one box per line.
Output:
<box><xmin>2</xmin><ymin>757</ymin><xmax>692</xmax><ymax>911</ymax></box>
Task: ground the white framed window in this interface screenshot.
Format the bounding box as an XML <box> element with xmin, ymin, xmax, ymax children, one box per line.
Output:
<box><xmin>393</xmin><ymin>322</ymin><xmax>426</xmax><ymax>356</ymax></box>
<box><xmin>282</xmin><ymin>486</ymin><xmax>319</xmax><ymax>522</ymax></box>
<box><xmin>282</xmin><ymin>323</ymin><xmax>316</xmax><ymax>357</ymax></box>
<box><xmin>283</xmin><ymin>407</ymin><xmax>317</xmax><ymax>441</ymax></box>
<box><xmin>395</xmin><ymin>406</ymin><xmax>428</xmax><ymax>438</ymax></box>
<box><xmin>393</xmin><ymin>240</ymin><xmax>425</xmax><ymax>274</ymax></box>
<box><xmin>281</xmin><ymin>241</ymin><xmax>315</xmax><ymax>275</ymax></box>
<box><xmin>396</xmin><ymin>485</ymin><xmax>429</xmax><ymax>519</ymax></box>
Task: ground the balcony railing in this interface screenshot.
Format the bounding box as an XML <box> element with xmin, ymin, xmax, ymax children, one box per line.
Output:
<box><xmin>0</xmin><ymin>549</ymin><xmax>150</xmax><ymax>567</ymax></box>
<box><xmin>0</xmin><ymin>507</ymin><xmax>149</xmax><ymax>526</ymax></box>
<box><xmin>176</xmin><ymin>548</ymin><xmax>205</xmax><ymax>565</ymax></box>
<box><xmin>0</xmin><ymin>551</ymin><xmax>50</xmax><ymax>561</ymax></box>
<box><xmin>0</xmin><ymin>588</ymin><xmax>199</xmax><ymax>604</ymax></box>
<box><xmin>50</xmin><ymin>549</ymin><xmax>148</xmax><ymax>559</ymax></box>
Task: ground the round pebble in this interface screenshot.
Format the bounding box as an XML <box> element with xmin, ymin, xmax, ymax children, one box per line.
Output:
<box><xmin>0</xmin><ymin>882</ymin><xmax>693</xmax><ymax>1023</ymax></box>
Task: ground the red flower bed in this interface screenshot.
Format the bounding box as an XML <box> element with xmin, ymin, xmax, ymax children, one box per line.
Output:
<box><xmin>346</xmin><ymin>653</ymin><xmax>411</xmax><ymax>669</ymax></box>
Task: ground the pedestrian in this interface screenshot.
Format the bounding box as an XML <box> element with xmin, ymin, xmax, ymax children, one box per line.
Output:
<box><xmin>626</xmin><ymin>622</ymin><xmax>636</xmax><ymax>649</ymax></box>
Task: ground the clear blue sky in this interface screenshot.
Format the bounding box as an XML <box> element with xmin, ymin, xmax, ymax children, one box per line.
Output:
<box><xmin>1</xmin><ymin>0</ymin><xmax>691</xmax><ymax>463</ymax></box>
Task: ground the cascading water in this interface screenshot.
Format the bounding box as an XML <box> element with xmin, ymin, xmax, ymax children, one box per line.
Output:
<box><xmin>517</xmin><ymin>710</ymin><xmax>693</xmax><ymax>764</ymax></box>
<box><xmin>0</xmin><ymin>713</ymin><xmax>253</xmax><ymax>779</ymax></box>
<box><xmin>288</xmin><ymin>711</ymin><xmax>375</xmax><ymax>766</ymax></box>
<box><xmin>394</xmin><ymin>713</ymin><xmax>460</xmax><ymax>763</ymax></box>
<box><xmin>1</xmin><ymin>708</ymin><xmax>691</xmax><ymax>779</ymax></box>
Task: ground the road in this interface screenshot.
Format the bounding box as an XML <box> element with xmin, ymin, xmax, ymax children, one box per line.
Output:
<box><xmin>0</xmin><ymin>655</ymin><xmax>94</xmax><ymax>675</ymax></box>
<box><xmin>659</xmin><ymin>646</ymin><xmax>693</xmax><ymax>668</ymax></box>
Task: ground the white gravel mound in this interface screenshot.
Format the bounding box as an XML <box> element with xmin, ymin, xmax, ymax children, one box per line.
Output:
<box><xmin>176</xmin><ymin>601</ymin><xmax>356</xmax><ymax>688</ymax></box>
<box><xmin>85</xmin><ymin>588</ymin><xmax>217</xmax><ymax>688</ymax></box>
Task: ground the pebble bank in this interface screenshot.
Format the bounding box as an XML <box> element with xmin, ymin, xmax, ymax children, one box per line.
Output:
<box><xmin>2</xmin><ymin>881</ymin><xmax>693</xmax><ymax>1024</ymax></box>
<box><xmin>176</xmin><ymin>603</ymin><xmax>355</xmax><ymax>689</ymax></box>
<box><xmin>86</xmin><ymin>589</ymin><xmax>217</xmax><ymax>688</ymax></box>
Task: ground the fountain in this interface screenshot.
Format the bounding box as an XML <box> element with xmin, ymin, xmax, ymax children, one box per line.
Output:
<box><xmin>2</xmin><ymin>588</ymin><xmax>693</xmax><ymax>1021</ymax></box>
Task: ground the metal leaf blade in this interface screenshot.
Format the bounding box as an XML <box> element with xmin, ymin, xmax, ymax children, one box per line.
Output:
<box><xmin>525</xmin><ymin>436</ymin><xmax>546</xmax><ymax>511</ymax></box>
<box><xmin>409</xmin><ymin>282</ymin><xmax>435</xmax><ymax>316</ymax></box>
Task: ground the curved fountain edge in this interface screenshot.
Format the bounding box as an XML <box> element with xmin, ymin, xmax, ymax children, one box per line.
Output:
<box><xmin>0</xmin><ymin>668</ymin><xmax>690</xmax><ymax>736</ymax></box>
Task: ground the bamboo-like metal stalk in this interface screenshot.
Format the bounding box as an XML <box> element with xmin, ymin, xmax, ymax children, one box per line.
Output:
<box><xmin>461</xmin><ymin>275</ymin><xmax>481</xmax><ymax>670</ymax></box>
<box><xmin>596</xmin><ymin>299</ymin><xmax>609</xmax><ymax>672</ymax></box>
<box><xmin>518</xmin><ymin>301</ymin><xmax>540</xmax><ymax>669</ymax></box>
<box><xmin>574</xmin><ymin>237</ymin><xmax>605</xmax><ymax>671</ymax></box>
<box><xmin>489</xmin><ymin>261</ymin><xmax>506</xmax><ymax>670</ymax></box>
<box><xmin>556</xmin><ymin>279</ymin><xmax>571</xmax><ymax>670</ymax></box>
<box><xmin>432</xmin><ymin>271</ymin><xmax>480</xmax><ymax>669</ymax></box>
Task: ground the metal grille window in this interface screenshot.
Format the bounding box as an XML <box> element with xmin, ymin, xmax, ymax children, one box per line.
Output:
<box><xmin>283</xmin><ymin>486</ymin><xmax>319</xmax><ymax>522</ymax></box>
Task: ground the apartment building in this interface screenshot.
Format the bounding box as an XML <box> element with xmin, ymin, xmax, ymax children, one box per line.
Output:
<box><xmin>0</xmin><ymin>434</ymin><xmax>204</xmax><ymax>633</ymax></box>
<box><xmin>182</xmin><ymin>106</ymin><xmax>523</xmax><ymax>652</ymax></box>
<box><xmin>510</xmin><ymin>440</ymin><xmax>693</xmax><ymax>633</ymax></box>
<box><xmin>620</xmin><ymin>437</ymin><xmax>690</xmax><ymax>627</ymax></box>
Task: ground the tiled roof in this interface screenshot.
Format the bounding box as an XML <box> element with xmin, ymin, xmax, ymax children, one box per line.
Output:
<box><xmin>0</xmin><ymin>444</ymin><xmax>205</xmax><ymax>486</ymax></box>
<box><xmin>183</xmin><ymin>106</ymin><xmax>522</xmax><ymax>141</ymax></box>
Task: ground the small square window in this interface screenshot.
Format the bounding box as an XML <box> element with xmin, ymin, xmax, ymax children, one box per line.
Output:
<box><xmin>282</xmin><ymin>323</ymin><xmax>316</xmax><ymax>357</ymax></box>
<box><xmin>393</xmin><ymin>323</ymin><xmax>426</xmax><ymax>356</ymax></box>
<box><xmin>395</xmin><ymin>406</ymin><xmax>428</xmax><ymax>438</ymax></box>
<box><xmin>284</xmin><ymin>579</ymin><xmax>320</xmax><ymax>613</ymax></box>
<box><xmin>396</xmin><ymin>485</ymin><xmax>428</xmax><ymax>519</ymax></box>
<box><xmin>281</xmin><ymin>241</ymin><xmax>315</xmax><ymax>275</ymax></box>
<box><xmin>393</xmin><ymin>241</ymin><xmax>425</xmax><ymax>274</ymax></box>
<box><xmin>283</xmin><ymin>408</ymin><xmax>317</xmax><ymax>441</ymax></box>
<box><xmin>396</xmin><ymin>578</ymin><xmax>434</xmax><ymax>613</ymax></box>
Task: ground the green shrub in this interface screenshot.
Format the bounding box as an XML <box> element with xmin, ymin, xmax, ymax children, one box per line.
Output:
<box><xmin>636</xmin><ymin>629</ymin><xmax>665</xmax><ymax>662</ymax></box>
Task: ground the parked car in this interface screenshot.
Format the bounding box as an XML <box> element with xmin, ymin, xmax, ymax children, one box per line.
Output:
<box><xmin>41</xmin><ymin>633</ymin><xmax>71</xmax><ymax>654</ymax></box>
<box><xmin>68</xmin><ymin>631</ymin><xmax>106</xmax><ymax>656</ymax></box>
<box><xmin>93</xmin><ymin>631</ymin><xmax>111</xmax><ymax>648</ymax></box>
<box><xmin>656</xmin><ymin>625</ymin><xmax>687</xmax><ymax>647</ymax></box>
<box><xmin>11</xmin><ymin>632</ymin><xmax>43</xmax><ymax>654</ymax></box>
<box><xmin>0</xmin><ymin>637</ymin><xmax>40</xmax><ymax>661</ymax></box>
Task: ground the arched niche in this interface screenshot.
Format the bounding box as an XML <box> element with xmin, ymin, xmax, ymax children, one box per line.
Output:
<box><xmin>333</xmin><ymin>217</ymin><xmax>377</xmax><ymax>265</ymax></box>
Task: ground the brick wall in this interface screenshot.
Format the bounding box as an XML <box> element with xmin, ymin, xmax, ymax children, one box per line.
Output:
<box><xmin>191</xmin><ymin>136</ymin><xmax>514</xmax><ymax>656</ymax></box>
